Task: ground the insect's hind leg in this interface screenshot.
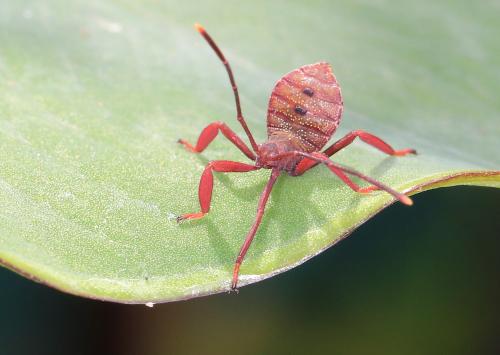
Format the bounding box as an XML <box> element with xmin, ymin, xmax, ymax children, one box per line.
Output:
<box><xmin>293</xmin><ymin>130</ymin><xmax>416</xmax><ymax>175</ymax></box>
<box><xmin>310</xmin><ymin>152</ymin><xmax>412</xmax><ymax>205</ymax></box>
<box><xmin>292</xmin><ymin>157</ymin><xmax>378</xmax><ymax>193</ymax></box>
<box><xmin>177</xmin><ymin>160</ymin><xmax>260</xmax><ymax>222</ymax></box>
<box><xmin>324</xmin><ymin>165</ymin><xmax>380</xmax><ymax>194</ymax></box>
<box><xmin>178</xmin><ymin>121</ymin><xmax>256</xmax><ymax>161</ymax></box>
<box><xmin>286</xmin><ymin>151</ymin><xmax>412</xmax><ymax>205</ymax></box>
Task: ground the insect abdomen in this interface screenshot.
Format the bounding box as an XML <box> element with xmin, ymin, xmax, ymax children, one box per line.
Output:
<box><xmin>266</xmin><ymin>62</ymin><xmax>343</xmax><ymax>152</ymax></box>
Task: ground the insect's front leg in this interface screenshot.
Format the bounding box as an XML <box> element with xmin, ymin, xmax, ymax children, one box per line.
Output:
<box><xmin>231</xmin><ymin>168</ymin><xmax>280</xmax><ymax>290</ymax></box>
<box><xmin>178</xmin><ymin>121</ymin><xmax>256</xmax><ymax>161</ymax></box>
<box><xmin>177</xmin><ymin>160</ymin><xmax>260</xmax><ymax>222</ymax></box>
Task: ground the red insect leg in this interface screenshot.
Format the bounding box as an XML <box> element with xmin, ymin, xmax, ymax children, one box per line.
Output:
<box><xmin>325</xmin><ymin>164</ymin><xmax>380</xmax><ymax>194</ymax></box>
<box><xmin>294</xmin><ymin>130</ymin><xmax>416</xmax><ymax>175</ymax></box>
<box><xmin>283</xmin><ymin>151</ymin><xmax>412</xmax><ymax>205</ymax></box>
<box><xmin>293</xmin><ymin>153</ymin><xmax>379</xmax><ymax>193</ymax></box>
<box><xmin>177</xmin><ymin>161</ymin><xmax>260</xmax><ymax>222</ymax></box>
<box><xmin>178</xmin><ymin>121</ymin><xmax>256</xmax><ymax>160</ymax></box>
<box><xmin>330</xmin><ymin>163</ymin><xmax>411</xmax><ymax>205</ymax></box>
<box><xmin>325</xmin><ymin>130</ymin><xmax>417</xmax><ymax>157</ymax></box>
<box><xmin>195</xmin><ymin>24</ymin><xmax>259</xmax><ymax>153</ymax></box>
<box><xmin>232</xmin><ymin>168</ymin><xmax>280</xmax><ymax>290</ymax></box>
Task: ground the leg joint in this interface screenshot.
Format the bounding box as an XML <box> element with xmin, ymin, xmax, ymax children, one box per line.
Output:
<box><xmin>351</xmin><ymin>129</ymin><xmax>366</xmax><ymax>136</ymax></box>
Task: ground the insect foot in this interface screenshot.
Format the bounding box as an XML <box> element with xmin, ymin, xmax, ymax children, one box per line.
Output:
<box><xmin>394</xmin><ymin>148</ymin><xmax>417</xmax><ymax>156</ymax></box>
<box><xmin>177</xmin><ymin>138</ymin><xmax>198</xmax><ymax>153</ymax></box>
<box><xmin>176</xmin><ymin>212</ymin><xmax>206</xmax><ymax>223</ymax></box>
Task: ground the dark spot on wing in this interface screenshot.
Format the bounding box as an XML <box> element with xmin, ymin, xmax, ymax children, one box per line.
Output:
<box><xmin>294</xmin><ymin>106</ymin><xmax>307</xmax><ymax>115</ymax></box>
<box><xmin>303</xmin><ymin>88</ymin><xmax>314</xmax><ymax>97</ymax></box>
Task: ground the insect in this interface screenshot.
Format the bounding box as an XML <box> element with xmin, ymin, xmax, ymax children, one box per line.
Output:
<box><xmin>177</xmin><ymin>24</ymin><xmax>416</xmax><ymax>291</ymax></box>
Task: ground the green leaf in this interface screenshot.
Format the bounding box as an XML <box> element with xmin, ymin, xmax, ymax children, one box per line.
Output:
<box><xmin>0</xmin><ymin>0</ymin><xmax>498</xmax><ymax>303</ymax></box>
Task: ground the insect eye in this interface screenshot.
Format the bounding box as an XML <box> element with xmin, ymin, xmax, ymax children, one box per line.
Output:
<box><xmin>294</xmin><ymin>106</ymin><xmax>307</xmax><ymax>115</ymax></box>
<box><xmin>303</xmin><ymin>88</ymin><xmax>314</xmax><ymax>97</ymax></box>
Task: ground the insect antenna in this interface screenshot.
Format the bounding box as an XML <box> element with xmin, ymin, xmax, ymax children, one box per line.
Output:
<box><xmin>194</xmin><ymin>23</ymin><xmax>259</xmax><ymax>153</ymax></box>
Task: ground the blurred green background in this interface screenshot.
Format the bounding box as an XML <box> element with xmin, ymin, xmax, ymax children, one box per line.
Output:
<box><xmin>1</xmin><ymin>186</ymin><xmax>499</xmax><ymax>355</ymax></box>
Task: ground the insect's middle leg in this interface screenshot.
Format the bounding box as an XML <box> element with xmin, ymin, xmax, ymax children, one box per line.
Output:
<box><xmin>324</xmin><ymin>130</ymin><xmax>417</xmax><ymax>157</ymax></box>
<box><xmin>177</xmin><ymin>160</ymin><xmax>259</xmax><ymax>222</ymax></box>
<box><xmin>294</xmin><ymin>130</ymin><xmax>416</xmax><ymax>175</ymax></box>
<box><xmin>178</xmin><ymin>121</ymin><xmax>256</xmax><ymax>160</ymax></box>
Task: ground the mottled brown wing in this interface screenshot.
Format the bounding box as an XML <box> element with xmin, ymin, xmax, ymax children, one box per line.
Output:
<box><xmin>266</xmin><ymin>62</ymin><xmax>343</xmax><ymax>152</ymax></box>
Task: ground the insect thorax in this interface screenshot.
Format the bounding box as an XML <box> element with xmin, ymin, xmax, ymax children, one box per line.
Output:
<box><xmin>256</xmin><ymin>138</ymin><xmax>304</xmax><ymax>173</ymax></box>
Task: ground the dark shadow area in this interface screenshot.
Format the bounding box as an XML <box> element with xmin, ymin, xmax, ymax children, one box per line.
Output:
<box><xmin>1</xmin><ymin>186</ymin><xmax>499</xmax><ymax>355</ymax></box>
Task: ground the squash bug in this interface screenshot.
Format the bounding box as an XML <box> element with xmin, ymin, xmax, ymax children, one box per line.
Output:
<box><xmin>177</xmin><ymin>24</ymin><xmax>416</xmax><ymax>291</ymax></box>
